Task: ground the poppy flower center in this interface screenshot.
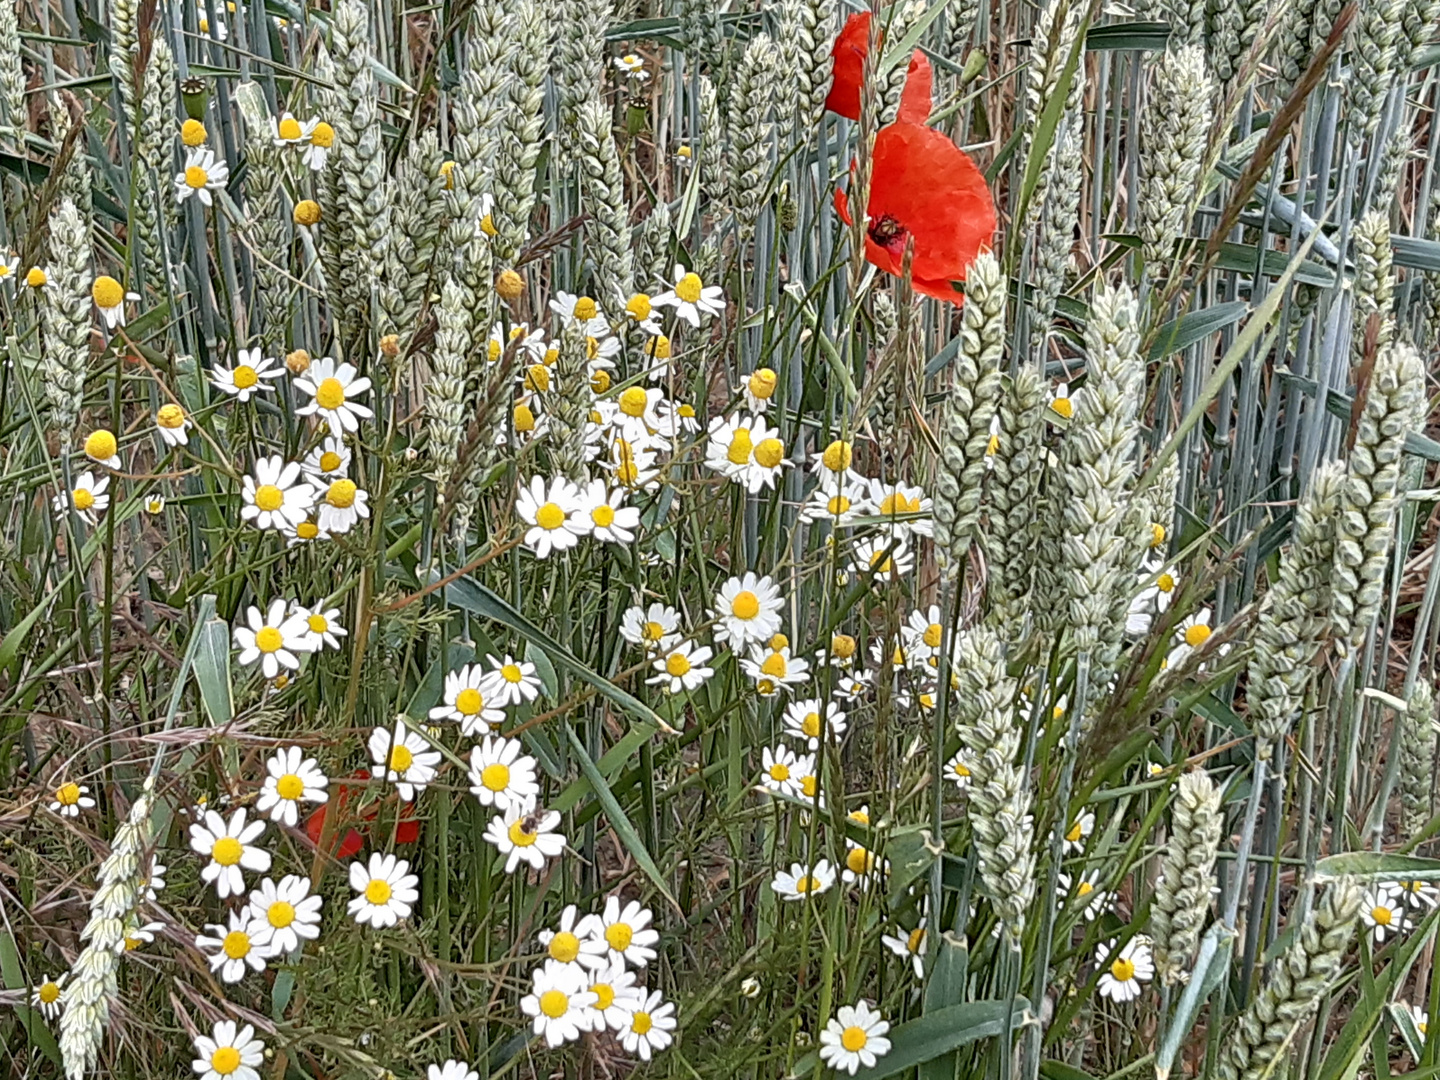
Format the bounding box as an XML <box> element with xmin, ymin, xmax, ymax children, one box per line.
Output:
<box><xmin>868</xmin><ymin>214</ymin><xmax>909</xmax><ymax>255</ymax></box>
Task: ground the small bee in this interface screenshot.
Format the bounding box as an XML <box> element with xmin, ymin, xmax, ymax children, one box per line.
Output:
<box><xmin>518</xmin><ymin>809</ymin><xmax>545</xmax><ymax>836</ymax></box>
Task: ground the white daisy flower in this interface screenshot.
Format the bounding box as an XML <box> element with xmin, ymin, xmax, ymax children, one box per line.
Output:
<box><xmin>347</xmin><ymin>851</ymin><xmax>420</xmax><ymax>928</ymax></box>
<box><xmin>819</xmin><ymin>1000</ymin><xmax>892</xmax><ymax>1075</ymax></box>
<box><xmin>740</xmin><ymin>643</ymin><xmax>811</xmax><ymax>696</ymax></box>
<box><xmin>606</xmin><ymin>384</ymin><xmax>666</xmax><ymax>442</ymax></box>
<box><xmin>430</xmin><ymin>663</ymin><xmax>507</xmax><ymax>735</ymax></box>
<box><xmin>1175</xmin><ymin>608</ymin><xmax>1215</xmax><ymax>651</ymax></box>
<box><xmin>652</xmin><ymin>263</ymin><xmax>724</xmax><ymax>327</ymax></box>
<box><xmin>426</xmin><ymin>1062</ymin><xmax>478</xmax><ymax>1080</ymax></box>
<box><xmin>549</xmin><ymin>292</ymin><xmax>609</xmax><ymax>335</ymax></box>
<box><xmin>316</xmin><ymin>477</ymin><xmax>369</xmax><ymax>534</ymax></box>
<box><xmin>48</xmin><ymin>780</ymin><xmax>95</xmax><ymax>817</ymax></box>
<box><xmin>816</xmin><ymin>632</ymin><xmax>861</xmax><ymax>669</ymax></box>
<box><xmin>481</xmin><ymin>653</ymin><xmax>543</xmax><ymax>707</ymax></box>
<box><xmin>290</xmin><ymin>603</ymin><xmax>347</xmax><ymax>652</ymax></box>
<box><xmin>771</xmin><ymin>859</ymin><xmax>836</xmax><ymax>900</ymax></box>
<box><xmin>1049</xmin><ymin>381</ymin><xmax>1073</xmax><ymax>420</ymax></box>
<box><xmin>211</xmin><ymin>348</ymin><xmax>283</xmax><ymax>401</ymax></box>
<box><xmin>368</xmin><ymin>721</ymin><xmax>440</xmax><ymax>802</ymax></box>
<box><xmin>1095</xmin><ymin>937</ymin><xmax>1154</xmax><ymax>1002</ymax></box>
<box><xmin>233</xmin><ymin>599</ymin><xmax>311</xmax><ymax>678</ymax></box>
<box><xmin>0</xmin><ymin>250</ymin><xmax>17</xmax><ymax>284</ymax></box>
<box><xmin>515</xmin><ymin>475</ymin><xmax>587</xmax><ymax>558</ymax></box>
<box><xmin>31</xmin><ymin>973</ymin><xmax>64</xmax><ymax>1019</ymax></box>
<box><xmin>1063</xmin><ymin>810</ymin><xmax>1095</xmax><ymax>854</ymax></box>
<box><xmin>538</xmin><ymin>903</ymin><xmax>609</xmax><ymax>970</ymax></box>
<box><xmin>82</xmin><ymin>428</ymin><xmax>120</xmax><ymax>469</ymax></box>
<box><xmin>53</xmin><ymin>471</ymin><xmax>109</xmax><ymax>525</ymax></box>
<box><xmin>619</xmin><ymin>603</ymin><xmax>682</xmax><ymax>653</ymax></box>
<box><xmin>574</xmin><ymin>479</ymin><xmax>640</xmax><ymax>544</ymax></box>
<box><xmin>841</xmin><ymin>839</ymin><xmax>886</xmax><ymax>888</ymax></box>
<box><xmin>302</xmin><ymin>436</ymin><xmax>351</xmax><ymax>484</ymax></box>
<box><xmin>119</xmin><ymin>919</ymin><xmax>164</xmax><ymax>953</ymax></box>
<box><xmin>271</xmin><ymin>111</ymin><xmax>312</xmax><ymax>146</ymax></box>
<box><xmin>247</xmin><ymin>874</ymin><xmax>323</xmax><ymax>955</ymax></box>
<box><xmin>782</xmin><ymin>699</ymin><xmax>847</xmax><ymax>749</ymax></box>
<box><xmin>467</xmin><ymin>735</ymin><xmax>540</xmax><ymax>812</ymax></box>
<box><xmin>282</xmin><ymin>518</ymin><xmax>329</xmax><ymax>547</ymax></box>
<box><xmin>188</xmin><ymin>808</ymin><xmax>271</xmax><ymax>899</ymax></box>
<box><xmin>174</xmin><ymin>147</ymin><xmax>229</xmax><ymax>206</ymax></box>
<box><xmin>191</xmin><ymin>1020</ymin><xmax>264</xmax><ymax>1080</ymax></box>
<box><xmin>738</xmin><ymin>429</ymin><xmax>792</xmax><ymax>493</ymax></box>
<box><xmin>590</xmin><ymin>895</ymin><xmax>660</xmax><ymax>967</ymax></box>
<box><xmin>647</xmin><ymin>641</ymin><xmax>715</xmax><ymax>694</ymax></box>
<box><xmin>712</xmin><ymin>572</ymin><xmax>784</xmax><ymax>649</ymax></box>
<box><xmin>1056</xmin><ymin>871</ymin><xmax>1112</xmax><ymax>920</ymax></box>
<box><xmin>520</xmin><ymin>958</ymin><xmax>599</xmax><ymax>1047</ymax></box>
<box><xmin>298</xmin><ymin>120</ymin><xmax>335</xmax><ymax>170</ymax></box>
<box><xmin>618</xmin><ymin>989</ymin><xmax>677</xmax><ymax>1061</ymax></box>
<box><xmin>90</xmin><ymin>275</ymin><xmax>140</xmax><ymax>330</ymax></box>
<box><xmin>482</xmin><ymin>798</ymin><xmax>566</xmax><ymax>873</ymax></box>
<box><xmin>293</xmin><ymin>356</ymin><xmax>374</xmax><ymax>437</ymax></box>
<box><xmin>850</xmin><ymin>537</ymin><xmax>914</xmax><ymax>583</ymax></box>
<box><xmin>811</xmin><ymin>438</ymin><xmax>865</xmax><ymax>484</ymax></box>
<box><xmin>138</xmin><ymin>857</ymin><xmax>166</xmax><ymax>901</ymax></box>
<box><xmin>1389</xmin><ymin>879</ymin><xmax>1440</xmax><ymax>909</ymax></box>
<box><xmin>196</xmin><ymin>907</ymin><xmax>274</xmax><ymax>983</ymax></box>
<box><xmin>154</xmin><ymin>403</ymin><xmax>192</xmax><ymax>447</ymax></box>
<box><xmin>1364</xmin><ymin>886</ymin><xmax>1412</xmax><ymax>941</ymax></box>
<box><xmin>863</xmin><ymin>479</ymin><xmax>933</xmax><ymax>539</ymax></box>
<box><xmin>738</xmin><ymin>366</ymin><xmax>779</xmax><ymax>412</ymax></box>
<box><xmin>835</xmin><ymin>671</ymin><xmax>871</xmax><ymax>702</ymax></box>
<box><xmin>798</xmin><ymin>479</ymin><xmax>867</xmax><ymax>526</ymax></box>
<box><xmin>945</xmin><ymin>749</ymin><xmax>973</xmax><ymax>790</ymax></box>
<box><xmin>587</xmin><ymin>958</ymin><xmax>644</xmax><ymax>1030</ymax></box>
<box><xmin>881</xmin><ymin>920</ymin><xmax>927</xmax><ymax>978</ymax></box>
<box><xmin>613</xmin><ymin>52</ymin><xmax>649</xmax><ymax>79</ymax></box>
<box><xmin>759</xmin><ymin>744</ymin><xmax>812</xmax><ymax>799</ymax></box>
<box><xmin>241</xmin><ymin>455</ymin><xmax>315</xmax><ymax>531</ymax></box>
<box><xmin>255</xmin><ymin>746</ymin><xmax>328</xmax><ymax>826</ymax></box>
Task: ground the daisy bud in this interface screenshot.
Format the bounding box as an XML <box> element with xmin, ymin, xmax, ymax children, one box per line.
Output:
<box><xmin>495</xmin><ymin>269</ymin><xmax>524</xmax><ymax>301</ymax></box>
<box><xmin>379</xmin><ymin>333</ymin><xmax>400</xmax><ymax>358</ymax></box>
<box><xmin>293</xmin><ymin>198</ymin><xmax>321</xmax><ymax>226</ymax></box>
<box><xmin>181</xmin><ymin>117</ymin><xmax>207</xmax><ymax>146</ymax></box>
<box><xmin>285</xmin><ymin>349</ymin><xmax>312</xmax><ymax>375</ymax></box>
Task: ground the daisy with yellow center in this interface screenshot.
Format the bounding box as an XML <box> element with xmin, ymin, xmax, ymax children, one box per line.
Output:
<box><xmin>619</xmin><ymin>989</ymin><xmax>677</xmax><ymax>1060</ymax></box>
<box><xmin>368</xmin><ymin>721</ymin><xmax>440</xmax><ymax>802</ymax></box>
<box><xmin>57</xmin><ymin>471</ymin><xmax>110</xmax><ymax>523</ymax></box>
<box><xmin>647</xmin><ymin>640</ymin><xmax>715</xmax><ymax>694</ymax></box>
<box><xmin>255</xmin><ymin>746</ymin><xmax>328</xmax><ymax>826</ymax></box>
<box><xmin>587</xmin><ymin>959</ymin><xmax>643</xmax><ymax>1031</ymax></box>
<box><xmin>467</xmin><ymin>735</ymin><xmax>540</xmax><ymax>812</ymax></box>
<box><xmin>49</xmin><ymin>781</ymin><xmax>95</xmax><ymax>817</ymax></box>
<box><xmin>537</xmin><ymin>904</ymin><xmax>607</xmax><ymax>969</ymax></box>
<box><xmin>741</xmin><ymin>642</ymin><xmax>811</xmax><ymax>696</ymax></box>
<box><xmin>575</xmin><ymin>478</ymin><xmax>641</xmax><ymax>544</ymax></box>
<box><xmin>174</xmin><ymin>147</ymin><xmax>229</xmax><ymax>206</ymax></box>
<box><xmin>1363</xmin><ymin>886</ymin><xmax>1412</xmax><ymax>941</ymax></box>
<box><xmin>819</xmin><ymin>1000</ymin><xmax>892</xmax><ymax>1075</ymax></box>
<box><xmin>246</xmin><ymin>874</ymin><xmax>323</xmax><ymax>955</ymax></box>
<box><xmin>772</xmin><ymin>859</ymin><xmax>836</xmax><ymax>901</ymax></box>
<box><xmin>741</xmin><ymin>366</ymin><xmax>779</xmax><ymax>412</ymax></box>
<box><xmin>760</xmin><ymin>743</ymin><xmax>813</xmax><ymax>798</ymax></box>
<box><xmin>520</xmin><ymin>959</ymin><xmax>599</xmax><ymax>1047</ymax></box>
<box><xmin>195</xmin><ymin>908</ymin><xmax>275</xmax><ymax>984</ymax></box>
<box><xmin>430</xmin><ymin>662</ymin><xmax>507</xmax><ymax>734</ymax></box>
<box><xmin>31</xmin><ymin>973</ymin><xmax>65</xmax><ymax>1019</ymax></box>
<box><xmin>212</xmin><ymin>347</ymin><xmax>283</xmax><ymax>401</ymax></box>
<box><xmin>316</xmin><ymin>477</ymin><xmax>369</xmax><ymax>535</ymax></box>
<box><xmin>613</xmin><ymin>53</ymin><xmax>649</xmax><ymax>79</ymax></box>
<box><xmin>188</xmin><ymin>807</ymin><xmax>272</xmax><ymax>899</ymax></box>
<box><xmin>865</xmin><ymin>478</ymin><xmax>934</xmax><ymax>539</ymax></box>
<box><xmin>0</xmin><ymin>250</ymin><xmax>17</xmax><ymax>282</ymax></box>
<box><xmin>515</xmin><ymin>475</ymin><xmax>586</xmax><ymax>559</ymax></box>
<box><xmin>191</xmin><ymin>1019</ymin><xmax>264</xmax><ymax>1080</ymax></box>
<box><xmin>301</xmin><ymin>120</ymin><xmax>335</xmax><ymax>170</ymax></box>
<box><xmin>347</xmin><ymin>852</ymin><xmax>419</xmax><ymax>927</ymax></box>
<box><xmin>781</xmin><ymin>698</ymin><xmax>848</xmax><ymax>749</ymax></box>
<box><xmin>619</xmin><ymin>602</ymin><xmax>682</xmax><ymax>653</ymax></box>
<box><xmin>480</xmin><ymin>652</ymin><xmax>543</xmax><ymax>707</ymax></box>
<box><xmin>91</xmin><ymin>275</ymin><xmax>139</xmax><ymax>329</ymax></box>
<box><xmin>882</xmin><ymin>919</ymin><xmax>928</xmax><ymax>977</ymax></box>
<box><xmin>154</xmin><ymin>402</ymin><xmax>192</xmax><ymax>447</ymax></box>
<box><xmin>712</xmin><ymin>571</ymin><xmax>784</xmax><ymax>648</ymax></box>
<box><xmin>1095</xmin><ymin>937</ymin><xmax>1154</xmax><ymax>1001</ymax></box>
<box><xmin>241</xmin><ymin>455</ymin><xmax>316</xmax><ymax>532</ymax></box>
<box><xmin>652</xmin><ymin>262</ymin><xmax>725</xmax><ymax>326</ymax></box>
<box><xmin>293</xmin><ymin>356</ymin><xmax>374</xmax><ymax>437</ymax></box>
<box><xmin>482</xmin><ymin>798</ymin><xmax>566</xmax><ymax>873</ymax></box>
<box><xmin>271</xmin><ymin>111</ymin><xmax>311</xmax><ymax>146</ymax></box>
<box><xmin>1049</xmin><ymin>381</ymin><xmax>1073</xmax><ymax>420</ymax></box>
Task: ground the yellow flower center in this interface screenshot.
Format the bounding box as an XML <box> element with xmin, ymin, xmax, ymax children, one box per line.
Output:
<box><xmin>605</xmin><ymin>923</ymin><xmax>633</xmax><ymax>951</ymax></box>
<box><xmin>1065</xmin><ymin>821</ymin><xmax>1083</xmax><ymax>843</ymax></box>
<box><xmin>277</xmin><ymin>116</ymin><xmax>302</xmax><ymax>140</ymax></box>
<box><xmin>326</xmin><ymin>479</ymin><xmax>357</xmax><ymax>509</ymax></box>
<box><xmin>157</xmin><ymin>403</ymin><xmax>186</xmax><ymax>429</ymax></box>
<box><xmin>56</xmin><ymin>782</ymin><xmax>82</xmax><ymax>805</ymax></box>
<box><xmin>181</xmin><ymin>118</ymin><xmax>207</xmax><ymax>145</ymax></box>
<box><xmin>212</xmin><ymin>836</ymin><xmax>243</xmax><ymax>866</ymax></box>
<box><xmin>210</xmin><ymin>1047</ymin><xmax>241</xmax><ymax>1076</ymax></box>
<box><xmin>1150</xmin><ymin>523</ymin><xmax>1167</xmax><ymax>547</ymax></box>
<box><xmin>987</xmin><ymin>432</ymin><xmax>1000</xmax><ymax>456</ymax></box>
<box><xmin>1185</xmin><ymin>623</ymin><xmax>1212</xmax><ymax>647</ymax></box>
<box><xmin>591</xmin><ymin>504</ymin><xmax>616</xmax><ymax>528</ymax></box>
<box><xmin>1110</xmin><ymin>957</ymin><xmax>1136</xmax><ymax>982</ymax></box>
<box><xmin>800</xmin><ymin>775</ymin><xmax>818</xmax><ymax>798</ymax></box>
<box><xmin>365</xmin><ymin>878</ymin><xmax>392</xmax><ymax>904</ymax></box>
<box><xmin>514</xmin><ymin>403</ymin><xmax>536</xmax><ymax>431</ymax></box>
<box><xmin>276</xmin><ymin>773</ymin><xmax>305</xmax><ymax>800</ymax></box>
<box><xmin>488</xmin><ymin>339</ymin><xmax>502</xmax><ymax>363</ymax></box>
<box><xmin>268</xmin><ymin>900</ymin><xmax>296</xmax><ymax>928</ymax></box>
<box><xmin>27</xmin><ymin>267</ymin><xmax>47</xmax><ymax>287</ymax></box>
<box><xmin>1051</xmin><ymin>395</ymin><xmax>1073</xmax><ymax>419</ymax></box>
<box><xmin>768</xmin><ymin>762</ymin><xmax>791</xmax><ymax>782</ymax></box>
<box><xmin>870</xmin><ymin>551</ymin><xmax>893</xmax><ymax>574</ymax></box>
<box><xmin>232</xmin><ymin>364</ymin><xmax>258</xmax><ymax>389</ymax></box>
<box><xmin>548</xmin><ymin>931</ymin><xmax>581</xmax><ymax>963</ymax></box>
<box><xmin>310</xmin><ymin>121</ymin><xmax>334</xmax><ymax>147</ymax></box>
<box><xmin>526</xmin><ymin>364</ymin><xmax>549</xmax><ymax>392</ymax></box>
<box><xmin>674</xmin><ymin>273</ymin><xmax>703</xmax><ymax>304</ymax></box>
<box><xmin>923</xmin><ymin>623</ymin><xmax>943</xmax><ymax>649</ymax></box>
<box><xmin>822</xmin><ymin>440</ymin><xmax>852</xmax><ymax>471</ymax></box>
<box><xmin>627</xmin><ymin>293</ymin><xmax>652</xmax><ymax>320</ymax></box>
<box><xmin>846</xmin><ymin>847</ymin><xmax>873</xmax><ymax>875</ymax></box>
<box><xmin>590</xmin><ymin>370</ymin><xmax>611</xmax><ymax>393</ymax></box>
<box><xmin>727</xmin><ymin>428</ymin><xmax>753</xmax><ymax>465</ymax></box>
<box><xmin>643</xmin><ymin>621</ymin><xmax>666</xmax><ymax>642</ymax></box>
<box><xmin>85</xmin><ymin>429</ymin><xmax>117</xmax><ymax>460</ymax></box>
<box><xmin>631</xmin><ymin>1011</ymin><xmax>653</xmax><ymax>1035</ymax></box>
<box><xmin>666</xmin><ymin>652</ymin><xmax>691</xmax><ymax>677</ymax></box>
<box><xmin>480</xmin><ymin>214</ymin><xmax>499</xmax><ymax>237</ymax></box>
<box><xmin>753</xmin><ymin>438</ymin><xmax>784</xmax><ymax>468</ymax></box>
<box><xmin>802</xmin><ymin>713</ymin><xmax>821</xmax><ymax>738</ymax></box>
<box><xmin>747</xmin><ymin>368</ymin><xmax>777</xmax><ymax>399</ymax></box>
<box><xmin>593</xmin><ymin>982</ymin><xmax>615</xmax><ymax>1009</ymax></box>
<box><xmin>573</xmin><ymin>296</ymin><xmax>598</xmax><ymax>321</ymax></box>
<box><xmin>456</xmin><ymin>688</ymin><xmax>484</xmax><ymax>716</ymax></box>
<box><xmin>254</xmin><ymin>484</ymin><xmax>285</xmax><ymax>512</ymax></box>
<box><xmin>508</xmin><ymin>819</ymin><xmax>539</xmax><ymax>846</ymax></box>
<box><xmin>389</xmin><ymin>744</ymin><xmax>414</xmax><ymax>772</ymax></box>
<box><xmin>794</xmin><ymin>875</ymin><xmax>818</xmax><ymax>894</ymax></box>
<box><xmin>535</xmin><ymin>502</ymin><xmax>566</xmax><ymax>530</ymax></box>
<box><xmin>908</xmin><ymin>927</ymin><xmax>926</xmax><ymax>954</ymax></box>
<box><xmin>647</xmin><ymin>335</ymin><xmax>671</xmax><ymax>359</ymax></box>
<box><xmin>543</xmin><ymin>347</ymin><xmax>559</xmax><ymax>366</ymax></box>
<box><xmin>1077</xmin><ymin>881</ymin><xmax>1094</xmax><ymax>896</ymax></box>
<box><xmin>731</xmin><ymin>591</ymin><xmax>760</xmax><ymax>620</ymax></box>
<box><xmin>296</xmin><ymin>521</ymin><xmax>319</xmax><ymax>540</ymax></box>
<box><xmin>294</xmin><ymin>199</ymin><xmax>321</xmax><ymax>226</ymax></box>
<box><xmin>502</xmin><ymin>664</ymin><xmax>524</xmax><ymax>683</ymax></box>
<box><xmin>841</xmin><ymin>1026</ymin><xmax>869</xmax><ymax>1052</ymax></box>
<box><xmin>481</xmin><ymin>763</ymin><xmax>510</xmax><ymax>791</ymax></box>
<box><xmin>760</xmin><ymin>653</ymin><xmax>787</xmax><ymax>678</ymax></box>
<box><xmin>539</xmin><ymin>989</ymin><xmax>569</xmax><ymax>1018</ymax></box>
<box><xmin>92</xmin><ymin>276</ymin><xmax>124</xmax><ymax>308</ymax></box>
<box><xmin>1157</xmin><ymin>573</ymin><xmax>1175</xmax><ymax>593</ymax></box>
<box><xmin>879</xmin><ymin>492</ymin><xmax>919</xmax><ymax>516</ymax></box>
<box><xmin>314</xmin><ymin>377</ymin><xmax>345</xmax><ymax>410</ymax></box>
<box><xmin>306</xmin><ymin>614</ymin><xmax>329</xmax><ymax>635</ymax></box>
<box><xmin>185</xmin><ymin>165</ymin><xmax>209</xmax><ymax>189</ymax></box>
<box><xmin>770</xmin><ymin>633</ymin><xmax>789</xmax><ymax>650</ymax></box>
<box><xmin>254</xmin><ymin>626</ymin><xmax>283</xmax><ymax>653</ymax></box>
<box><xmin>831</xmin><ymin>634</ymin><xmax>856</xmax><ymax>659</ymax></box>
<box><xmin>620</xmin><ymin>386</ymin><xmax>649</xmax><ymax>417</ymax></box>
<box><xmin>1373</xmin><ymin>905</ymin><xmax>1393</xmax><ymax>926</ymax></box>
<box><xmin>222</xmin><ymin>930</ymin><xmax>251</xmax><ymax>959</ymax></box>
<box><xmin>38</xmin><ymin>981</ymin><xmax>60</xmax><ymax>1004</ymax></box>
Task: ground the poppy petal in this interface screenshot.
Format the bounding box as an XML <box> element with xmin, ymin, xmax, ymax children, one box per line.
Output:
<box><xmin>897</xmin><ymin>51</ymin><xmax>933</xmax><ymax>124</ymax></box>
<box><xmin>824</xmin><ymin>12</ymin><xmax>871</xmax><ymax>120</ymax></box>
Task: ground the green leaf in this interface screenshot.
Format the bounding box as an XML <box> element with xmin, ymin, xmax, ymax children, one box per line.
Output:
<box><xmin>192</xmin><ymin>597</ymin><xmax>234</xmax><ymax>726</ymax></box>
<box><xmin>1156</xmin><ymin>922</ymin><xmax>1234</xmax><ymax>1080</ymax></box>
<box><xmin>1147</xmin><ymin>301</ymin><xmax>1247</xmax><ymax>360</ymax></box>
<box><xmin>789</xmin><ymin>999</ymin><xmax>1031</xmax><ymax>1079</ymax></box>
<box><xmin>1040</xmin><ymin>1062</ymin><xmax>1097</xmax><ymax>1080</ymax></box>
<box><xmin>561</xmin><ymin>724</ymin><xmax>678</xmax><ymax>911</ymax></box>
<box><xmin>1315</xmin><ymin>852</ymin><xmax>1440</xmax><ymax>882</ymax></box>
<box><xmin>1391</xmin><ymin>1001</ymin><xmax>1426</xmax><ymax>1060</ymax></box>
<box><xmin>0</xmin><ymin>929</ymin><xmax>64</xmax><ymax>1069</ymax></box>
<box><xmin>443</xmin><ymin>575</ymin><xmax>672</xmax><ymax>733</ymax></box>
<box><xmin>1393</xmin><ymin>236</ymin><xmax>1440</xmax><ymax>273</ymax></box>
<box><xmin>1083</xmin><ymin>20</ymin><xmax>1170</xmax><ymax>50</ymax></box>
<box><xmin>403</xmin><ymin>642</ymin><xmax>476</xmax><ymax>721</ymax></box>
<box><xmin>1212</xmin><ymin>240</ymin><xmax>1336</xmax><ymax>287</ymax></box>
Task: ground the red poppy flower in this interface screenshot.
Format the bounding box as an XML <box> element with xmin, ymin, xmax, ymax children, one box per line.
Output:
<box><xmin>305</xmin><ymin>769</ymin><xmax>420</xmax><ymax>857</ymax></box>
<box><xmin>834</xmin><ymin>120</ymin><xmax>996</xmax><ymax>301</ymax></box>
<box><xmin>825</xmin><ymin>11</ymin><xmax>934</xmax><ymax>124</ymax></box>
